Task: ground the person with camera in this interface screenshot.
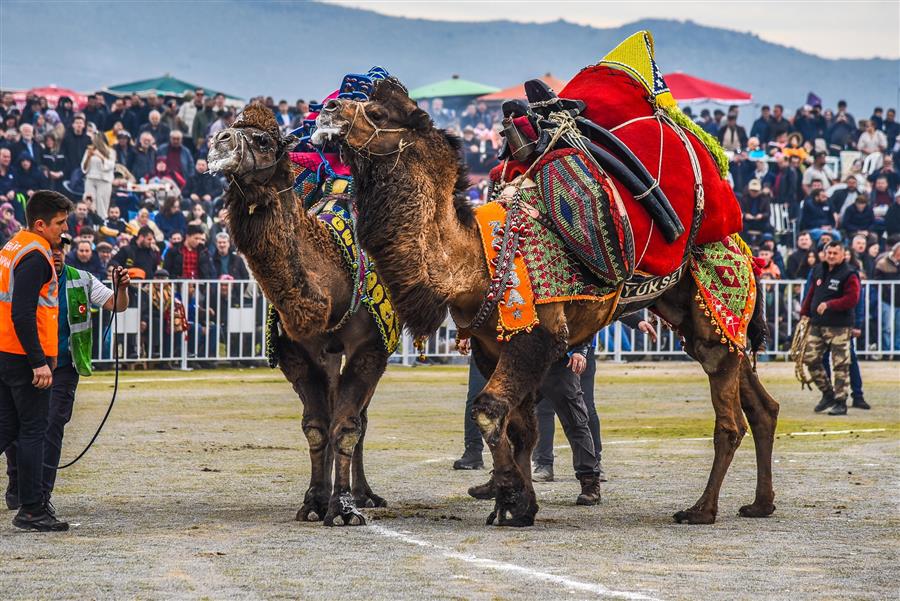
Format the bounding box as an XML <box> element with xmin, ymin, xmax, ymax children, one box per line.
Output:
<box><xmin>0</xmin><ymin>190</ymin><xmax>71</xmax><ymax>531</ymax></box>
<box><xmin>4</xmin><ymin>225</ymin><xmax>130</xmax><ymax>528</ymax></box>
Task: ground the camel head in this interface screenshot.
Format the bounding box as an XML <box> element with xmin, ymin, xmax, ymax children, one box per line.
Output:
<box><xmin>314</xmin><ymin>77</ymin><xmax>432</xmax><ymax>158</ymax></box>
<box><xmin>207</xmin><ymin>103</ymin><xmax>298</xmax><ymax>182</ymax></box>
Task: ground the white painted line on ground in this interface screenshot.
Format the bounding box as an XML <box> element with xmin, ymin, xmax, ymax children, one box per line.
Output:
<box><xmin>553</xmin><ymin>428</ymin><xmax>888</xmax><ymax>450</ymax></box>
<box><xmin>370</xmin><ymin>524</ymin><xmax>661</xmax><ymax>600</ymax></box>
<box><xmin>786</xmin><ymin>428</ymin><xmax>886</xmax><ymax>436</ymax></box>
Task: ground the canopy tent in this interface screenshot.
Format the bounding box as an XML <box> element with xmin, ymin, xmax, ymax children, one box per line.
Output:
<box><xmin>104</xmin><ymin>75</ymin><xmax>241</xmax><ymax>100</ymax></box>
<box><xmin>662</xmin><ymin>72</ymin><xmax>752</xmax><ymax>104</ymax></box>
<box><xmin>12</xmin><ymin>86</ymin><xmax>89</xmax><ymax>110</ymax></box>
<box><xmin>408</xmin><ymin>75</ymin><xmax>499</xmax><ymax>101</ymax></box>
<box><xmin>477</xmin><ymin>74</ymin><xmax>568</xmax><ymax>102</ymax></box>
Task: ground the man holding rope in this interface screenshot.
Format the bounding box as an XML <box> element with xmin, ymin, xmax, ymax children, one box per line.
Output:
<box><xmin>4</xmin><ymin>222</ymin><xmax>130</xmax><ymax>530</ymax></box>
<box><xmin>0</xmin><ymin>191</ymin><xmax>71</xmax><ymax>531</ymax></box>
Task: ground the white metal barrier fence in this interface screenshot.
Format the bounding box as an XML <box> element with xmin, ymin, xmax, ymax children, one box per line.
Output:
<box><xmin>90</xmin><ymin>279</ymin><xmax>899</xmax><ymax>366</ymax></box>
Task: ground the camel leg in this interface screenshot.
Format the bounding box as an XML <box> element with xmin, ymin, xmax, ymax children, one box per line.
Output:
<box><xmin>279</xmin><ymin>342</ymin><xmax>332</xmax><ymax>522</ymax></box>
<box><xmin>738</xmin><ymin>360</ymin><xmax>779</xmax><ymax>518</ymax></box>
<box><xmin>473</xmin><ymin>327</ymin><xmax>562</xmax><ymax>527</ymax></box>
<box><xmin>324</xmin><ymin>345</ymin><xmax>388</xmax><ymax>527</ymax></box>
<box><xmin>674</xmin><ymin>342</ymin><xmax>746</xmax><ymax>524</ymax></box>
<box><xmin>506</xmin><ymin>395</ymin><xmax>538</xmax><ymax>493</ymax></box>
<box><xmin>351</xmin><ymin>404</ymin><xmax>388</xmax><ymax>508</ymax></box>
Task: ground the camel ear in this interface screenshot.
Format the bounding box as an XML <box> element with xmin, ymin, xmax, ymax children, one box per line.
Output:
<box><xmin>409</xmin><ymin>108</ymin><xmax>432</xmax><ymax>131</ymax></box>
<box><xmin>280</xmin><ymin>133</ymin><xmax>300</xmax><ymax>152</ymax></box>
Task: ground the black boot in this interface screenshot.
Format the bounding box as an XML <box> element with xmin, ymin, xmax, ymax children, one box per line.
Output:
<box><xmin>5</xmin><ymin>480</ymin><xmax>18</xmax><ymax>511</ymax></box>
<box><xmin>851</xmin><ymin>397</ymin><xmax>871</xmax><ymax>410</ymax></box>
<box><xmin>13</xmin><ymin>504</ymin><xmax>68</xmax><ymax>532</ymax></box>
<box><xmin>453</xmin><ymin>446</ymin><xmax>484</xmax><ymax>470</ymax></box>
<box><xmin>828</xmin><ymin>400</ymin><xmax>848</xmax><ymax>415</ymax></box>
<box><xmin>576</xmin><ymin>474</ymin><xmax>602</xmax><ymax>506</ymax></box>
<box><xmin>468</xmin><ymin>474</ymin><xmax>496</xmax><ymax>500</ymax></box>
<box><xmin>814</xmin><ymin>390</ymin><xmax>836</xmax><ymax>413</ymax></box>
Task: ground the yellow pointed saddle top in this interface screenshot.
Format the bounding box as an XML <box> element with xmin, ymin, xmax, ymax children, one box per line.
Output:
<box><xmin>590</xmin><ymin>29</ymin><xmax>729</xmax><ymax>178</ymax></box>
<box><xmin>598</xmin><ymin>30</ymin><xmax>678</xmax><ymax>111</ymax></box>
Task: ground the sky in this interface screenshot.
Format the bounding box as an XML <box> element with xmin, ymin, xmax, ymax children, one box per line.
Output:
<box><xmin>326</xmin><ymin>0</ymin><xmax>900</xmax><ymax>60</ymax></box>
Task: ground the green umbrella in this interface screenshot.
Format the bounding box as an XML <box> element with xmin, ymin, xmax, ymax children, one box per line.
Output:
<box><xmin>104</xmin><ymin>74</ymin><xmax>241</xmax><ymax>100</ymax></box>
<box><xmin>408</xmin><ymin>75</ymin><xmax>499</xmax><ymax>100</ymax></box>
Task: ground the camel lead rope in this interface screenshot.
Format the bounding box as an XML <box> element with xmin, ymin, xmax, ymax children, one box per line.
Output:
<box><xmin>789</xmin><ymin>316</ymin><xmax>814</xmax><ymax>389</ymax></box>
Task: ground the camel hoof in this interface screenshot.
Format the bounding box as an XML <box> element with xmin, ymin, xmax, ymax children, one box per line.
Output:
<box><xmin>296</xmin><ymin>503</ymin><xmax>326</xmax><ymax>522</ymax></box>
<box><xmin>324</xmin><ymin>493</ymin><xmax>367</xmax><ymax>527</ymax></box>
<box><xmin>739</xmin><ymin>502</ymin><xmax>776</xmax><ymax>518</ymax></box>
<box><xmin>673</xmin><ymin>509</ymin><xmax>716</xmax><ymax>524</ymax></box>
<box><xmin>355</xmin><ymin>493</ymin><xmax>388</xmax><ymax>509</ymax></box>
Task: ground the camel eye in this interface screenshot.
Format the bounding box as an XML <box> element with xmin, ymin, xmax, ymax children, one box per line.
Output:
<box><xmin>367</xmin><ymin>106</ymin><xmax>387</xmax><ymax>123</ymax></box>
<box><xmin>254</xmin><ymin>133</ymin><xmax>270</xmax><ymax>148</ymax></box>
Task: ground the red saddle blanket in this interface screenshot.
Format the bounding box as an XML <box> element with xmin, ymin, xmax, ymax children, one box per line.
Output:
<box><xmin>559</xmin><ymin>65</ymin><xmax>742</xmax><ymax>276</ymax></box>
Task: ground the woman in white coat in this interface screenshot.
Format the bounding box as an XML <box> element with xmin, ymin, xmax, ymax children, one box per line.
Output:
<box><xmin>81</xmin><ymin>132</ymin><xmax>116</xmax><ymax>219</ymax></box>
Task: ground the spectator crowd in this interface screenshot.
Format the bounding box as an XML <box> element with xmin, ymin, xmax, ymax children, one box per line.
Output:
<box><xmin>0</xmin><ymin>87</ymin><xmax>897</xmax><ymax>358</ymax></box>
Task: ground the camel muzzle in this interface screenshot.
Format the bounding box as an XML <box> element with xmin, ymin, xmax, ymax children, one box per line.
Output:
<box><xmin>207</xmin><ymin>130</ymin><xmax>243</xmax><ymax>175</ymax></box>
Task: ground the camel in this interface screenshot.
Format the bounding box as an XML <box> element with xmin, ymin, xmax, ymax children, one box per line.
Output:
<box><xmin>316</xmin><ymin>78</ymin><xmax>781</xmax><ymax>527</ymax></box>
<box><xmin>207</xmin><ymin>104</ymin><xmax>391</xmax><ymax>527</ymax></box>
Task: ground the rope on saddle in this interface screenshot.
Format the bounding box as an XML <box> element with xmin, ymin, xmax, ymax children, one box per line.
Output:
<box><xmin>789</xmin><ymin>316</ymin><xmax>814</xmax><ymax>390</ymax></box>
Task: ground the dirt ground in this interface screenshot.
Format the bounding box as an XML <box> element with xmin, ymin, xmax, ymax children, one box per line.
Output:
<box><xmin>1</xmin><ymin>360</ymin><xmax>897</xmax><ymax>600</ymax></box>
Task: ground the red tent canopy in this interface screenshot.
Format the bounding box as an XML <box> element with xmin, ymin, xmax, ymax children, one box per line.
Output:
<box><xmin>478</xmin><ymin>74</ymin><xmax>568</xmax><ymax>102</ymax></box>
<box><xmin>662</xmin><ymin>72</ymin><xmax>752</xmax><ymax>104</ymax></box>
<box><xmin>12</xmin><ymin>86</ymin><xmax>89</xmax><ymax>110</ymax></box>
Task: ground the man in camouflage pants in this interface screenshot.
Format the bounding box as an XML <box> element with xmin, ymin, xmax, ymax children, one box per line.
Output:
<box><xmin>800</xmin><ymin>241</ymin><xmax>862</xmax><ymax>415</ymax></box>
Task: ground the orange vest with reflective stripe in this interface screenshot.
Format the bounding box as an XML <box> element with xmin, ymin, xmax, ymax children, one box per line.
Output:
<box><xmin>0</xmin><ymin>230</ymin><xmax>59</xmax><ymax>357</ymax></box>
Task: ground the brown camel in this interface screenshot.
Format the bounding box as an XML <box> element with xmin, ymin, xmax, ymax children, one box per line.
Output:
<box><xmin>316</xmin><ymin>78</ymin><xmax>780</xmax><ymax>527</ymax></box>
<box><xmin>207</xmin><ymin>104</ymin><xmax>391</xmax><ymax>526</ymax></box>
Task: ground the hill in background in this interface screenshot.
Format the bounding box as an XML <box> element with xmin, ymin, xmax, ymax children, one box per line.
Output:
<box><xmin>1</xmin><ymin>1</ymin><xmax>896</xmax><ymax>117</ymax></box>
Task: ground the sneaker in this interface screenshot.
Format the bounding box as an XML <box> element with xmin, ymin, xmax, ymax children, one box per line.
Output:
<box><xmin>452</xmin><ymin>447</ymin><xmax>484</xmax><ymax>470</ymax></box>
<box><xmin>576</xmin><ymin>474</ymin><xmax>602</xmax><ymax>506</ymax></box>
<box><xmin>5</xmin><ymin>481</ymin><xmax>19</xmax><ymax>511</ymax></box>
<box><xmin>851</xmin><ymin>398</ymin><xmax>871</xmax><ymax>410</ymax></box>
<box><xmin>12</xmin><ymin>505</ymin><xmax>68</xmax><ymax>532</ymax></box>
<box><xmin>828</xmin><ymin>400</ymin><xmax>848</xmax><ymax>416</ymax></box>
<box><xmin>532</xmin><ymin>464</ymin><xmax>554</xmax><ymax>482</ymax></box>
<box><xmin>814</xmin><ymin>391</ymin><xmax>836</xmax><ymax>413</ymax></box>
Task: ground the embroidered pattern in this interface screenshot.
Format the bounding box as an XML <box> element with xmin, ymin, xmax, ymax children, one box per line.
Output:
<box><xmin>689</xmin><ymin>234</ymin><xmax>756</xmax><ymax>351</ymax></box>
<box><xmin>532</xmin><ymin>148</ymin><xmax>633</xmax><ymax>287</ymax></box>
<box><xmin>317</xmin><ymin>198</ymin><xmax>400</xmax><ymax>354</ymax></box>
<box><xmin>475</xmin><ymin>201</ymin><xmax>614</xmax><ymax>341</ymax></box>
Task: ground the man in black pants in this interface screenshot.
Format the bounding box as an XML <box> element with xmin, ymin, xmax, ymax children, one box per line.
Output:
<box><xmin>0</xmin><ymin>190</ymin><xmax>72</xmax><ymax>531</ymax></box>
<box><xmin>6</xmin><ymin>244</ymin><xmax>130</xmax><ymax>514</ymax></box>
<box><xmin>453</xmin><ymin>338</ymin><xmax>604</xmax><ymax>505</ymax></box>
<box><xmin>532</xmin><ymin>315</ymin><xmax>657</xmax><ymax>483</ymax></box>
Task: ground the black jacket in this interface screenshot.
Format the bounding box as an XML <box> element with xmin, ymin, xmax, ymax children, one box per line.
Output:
<box><xmin>210</xmin><ymin>249</ymin><xmax>250</xmax><ymax>280</ymax></box>
<box><xmin>60</xmin><ymin>129</ymin><xmax>91</xmax><ymax>177</ymax></box>
<box><xmin>111</xmin><ymin>239</ymin><xmax>160</xmax><ymax>278</ymax></box>
<box><xmin>806</xmin><ymin>262</ymin><xmax>860</xmax><ymax>327</ymax></box>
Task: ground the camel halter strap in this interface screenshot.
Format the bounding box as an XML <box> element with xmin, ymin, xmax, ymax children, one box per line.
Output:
<box><xmin>229</xmin><ymin>129</ymin><xmax>292</xmax><ymax>214</ymax></box>
<box><xmin>345</xmin><ymin>101</ymin><xmax>414</xmax><ymax>159</ymax></box>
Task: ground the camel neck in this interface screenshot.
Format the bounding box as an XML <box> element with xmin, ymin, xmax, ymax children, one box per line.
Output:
<box><xmin>225</xmin><ymin>161</ymin><xmax>348</xmax><ymax>336</ymax></box>
<box><xmin>350</xmin><ymin>140</ymin><xmax>488</xmax><ymax>337</ymax></box>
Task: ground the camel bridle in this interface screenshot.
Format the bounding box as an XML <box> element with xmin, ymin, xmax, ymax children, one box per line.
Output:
<box><xmin>342</xmin><ymin>101</ymin><xmax>414</xmax><ymax>160</ymax></box>
<box><xmin>225</xmin><ymin>128</ymin><xmax>294</xmax><ymax>213</ymax></box>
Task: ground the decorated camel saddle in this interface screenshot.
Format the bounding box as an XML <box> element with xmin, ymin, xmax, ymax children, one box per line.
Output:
<box><xmin>480</xmin><ymin>31</ymin><xmax>757</xmax><ymax>350</ymax></box>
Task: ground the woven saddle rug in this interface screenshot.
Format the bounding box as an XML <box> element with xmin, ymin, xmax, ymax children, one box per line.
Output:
<box><xmin>475</xmin><ymin>200</ymin><xmax>616</xmax><ymax>339</ymax></box>
<box><xmin>688</xmin><ymin>234</ymin><xmax>757</xmax><ymax>351</ymax></box>
<box><xmin>525</xmin><ymin>148</ymin><xmax>634</xmax><ymax>287</ymax></box>
<box><xmin>264</xmin><ymin>195</ymin><xmax>400</xmax><ymax>367</ymax></box>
